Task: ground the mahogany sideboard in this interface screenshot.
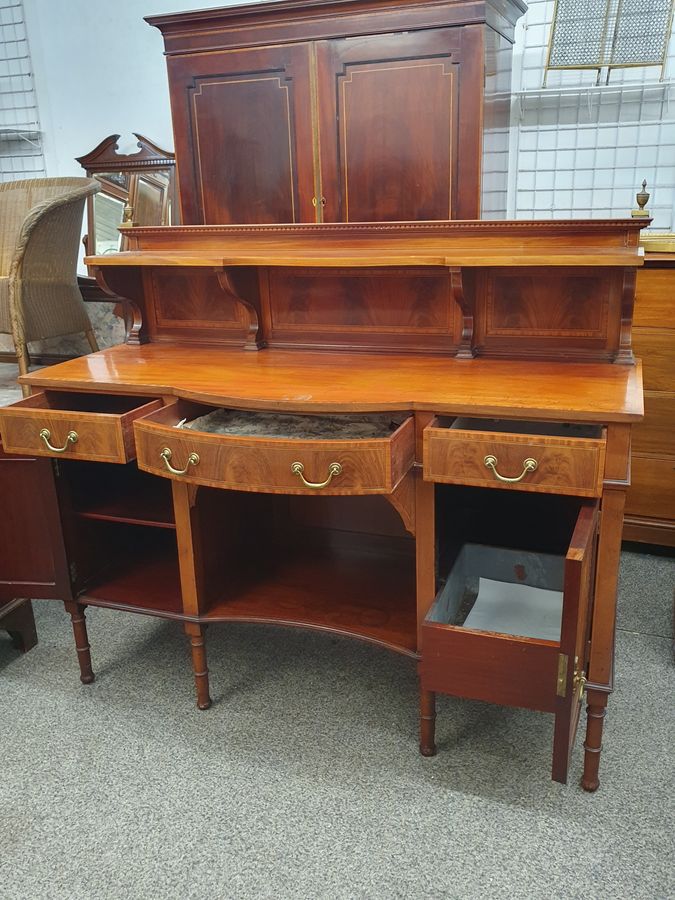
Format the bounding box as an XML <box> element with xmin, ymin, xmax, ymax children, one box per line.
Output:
<box><xmin>0</xmin><ymin>220</ymin><xmax>644</xmax><ymax>791</ymax></box>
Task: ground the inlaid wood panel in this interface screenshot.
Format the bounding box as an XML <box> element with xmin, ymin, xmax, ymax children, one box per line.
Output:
<box><xmin>166</xmin><ymin>44</ymin><xmax>316</xmax><ymax>224</ymax></box>
<box><xmin>144</xmin><ymin>267</ymin><xmax>250</xmax><ymax>344</ymax></box>
<box><xmin>316</xmin><ymin>28</ymin><xmax>470</xmax><ymax>222</ymax></box>
<box><xmin>423</xmin><ymin>421</ymin><xmax>606</xmax><ymax>497</ymax></box>
<box><xmin>263</xmin><ymin>267</ymin><xmax>460</xmax><ymax>352</ymax></box>
<box><xmin>475</xmin><ymin>268</ymin><xmax>620</xmax><ymax>358</ymax></box>
<box><xmin>0</xmin><ymin>392</ymin><xmax>161</xmax><ymax>464</ymax></box>
<box><xmin>135</xmin><ymin>401</ymin><xmax>415</xmax><ymax>495</ymax></box>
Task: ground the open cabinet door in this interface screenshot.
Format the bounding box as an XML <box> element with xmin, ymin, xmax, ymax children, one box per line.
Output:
<box><xmin>552</xmin><ymin>500</ymin><xmax>599</xmax><ymax>783</ymax></box>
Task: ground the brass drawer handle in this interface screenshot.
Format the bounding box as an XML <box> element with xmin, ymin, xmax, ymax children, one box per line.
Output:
<box><xmin>160</xmin><ymin>447</ymin><xmax>200</xmax><ymax>475</ymax></box>
<box><xmin>484</xmin><ymin>454</ymin><xmax>538</xmax><ymax>483</ymax></box>
<box><xmin>291</xmin><ymin>460</ymin><xmax>342</xmax><ymax>489</ymax></box>
<box><xmin>39</xmin><ymin>428</ymin><xmax>78</xmax><ymax>453</ymax></box>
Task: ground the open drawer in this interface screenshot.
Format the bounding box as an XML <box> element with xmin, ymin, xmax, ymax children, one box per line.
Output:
<box><xmin>0</xmin><ymin>391</ymin><xmax>162</xmax><ymax>464</ymax></box>
<box><xmin>134</xmin><ymin>400</ymin><xmax>415</xmax><ymax>495</ymax></box>
<box><xmin>420</xmin><ymin>488</ymin><xmax>599</xmax><ymax>783</ymax></box>
<box><xmin>423</xmin><ymin>417</ymin><xmax>606</xmax><ymax>497</ymax></box>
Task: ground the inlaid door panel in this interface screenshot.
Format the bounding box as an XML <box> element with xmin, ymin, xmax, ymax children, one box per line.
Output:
<box><xmin>475</xmin><ymin>268</ymin><xmax>622</xmax><ymax>360</ymax></box>
<box><xmin>167</xmin><ymin>44</ymin><xmax>316</xmax><ymax>224</ymax></box>
<box><xmin>263</xmin><ymin>267</ymin><xmax>460</xmax><ymax>352</ymax></box>
<box><xmin>316</xmin><ymin>27</ymin><xmax>478</xmax><ymax>222</ymax></box>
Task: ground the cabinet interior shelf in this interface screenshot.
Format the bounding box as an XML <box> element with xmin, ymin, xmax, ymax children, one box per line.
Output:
<box><xmin>66</xmin><ymin>460</ymin><xmax>175</xmax><ymax>530</ymax></box>
<box><xmin>80</xmin><ymin>526</ymin><xmax>417</xmax><ymax>655</ymax></box>
<box><xmin>81</xmin><ymin>537</ymin><xmax>182</xmax><ymax>618</ymax></box>
<box><xmin>202</xmin><ymin>541</ymin><xmax>417</xmax><ymax>656</ymax></box>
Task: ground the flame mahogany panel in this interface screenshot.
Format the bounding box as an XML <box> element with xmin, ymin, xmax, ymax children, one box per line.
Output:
<box><xmin>475</xmin><ymin>268</ymin><xmax>623</xmax><ymax>361</ymax></box>
<box><xmin>167</xmin><ymin>44</ymin><xmax>316</xmax><ymax>225</ymax></box>
<box><xmin>316</xmin><ymin>28</ymin><xmax>466</xmax><ymax>221</ymax></box>
<box><xmin>143</xmin><ymin>267</ymin><xmax>252</xmax><ymax>344</ymax></box>
<box><xmin>86</xmin><ymin>221</ymin><xmax>646</xmax><ymax>361</ymax></box>
<box><xmin>262</xmin><ymin>267</ymin><xmax>461</xmax><ymax>352</ymax></box>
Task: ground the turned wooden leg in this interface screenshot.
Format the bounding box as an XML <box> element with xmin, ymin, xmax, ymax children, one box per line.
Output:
<box><xmin>3</xmin><ymin>599</ymin><xmax>38</xmax><ymax>653</ymax></box>
<box><xmin>581</xmin><ymin>689</ymin><xmax>608</xmax><ymax>792</ymax></box>
<box><xmin>65</xmin><ymin>601</ymin><xmax>95</xmax><ymax>684</ymax></box>
<box><xmin>419</xmin><ymin>687</ymin><xmax>437</xmax><ymax>757</ymax></box>
<box><xmin>85</xmin><ymin>328</ymin><xmax>99</xmax><ymax>353</ymax></box>
<box><xmin>185</xmin><ymin>623</ymin><xmax>212</xmax><ymax>710</ymax></box>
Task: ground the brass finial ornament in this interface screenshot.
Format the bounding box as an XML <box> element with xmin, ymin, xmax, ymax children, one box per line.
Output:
<box><xmin>632</xmin><ymin>180</ymin><xmax>650</xmax><ymax>218</ymax></box>
<box><xmin>120</xmin><ymin>200</ymin><xmax>134</xmax><ymax>228</ymax></box>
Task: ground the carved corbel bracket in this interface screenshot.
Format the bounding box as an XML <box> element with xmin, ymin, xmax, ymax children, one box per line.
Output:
<box><xmin>386</xmin><ymin>469</ymin><xmax>416</xmax><ymax>537</ymax></box>
<box><xmin>449</xmin><ymin>267</ymin><xmax>475</xmax><ymax>359</ymax></box>
<box><xmin>215</xmin><ymin>268</ymin><xmax>266</xmax><ymax>350</ymax></box>
<box><xmin>614</xmin><ymin>269</ymin><xmax>637</xmax><ymax>365</ymax></box>
<box><xmin>91</xmin><ymin>265</ymin><xmax>148</xmax><ymax>345</ymax></box>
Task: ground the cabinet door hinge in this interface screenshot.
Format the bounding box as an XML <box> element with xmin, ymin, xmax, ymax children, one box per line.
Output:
<box><xmin>556</xmin><ymin>653</ymin><xmax>568</xmax><ymax>697</ymax></box>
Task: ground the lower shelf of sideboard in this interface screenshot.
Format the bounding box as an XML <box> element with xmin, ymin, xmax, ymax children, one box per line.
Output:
<box><xmin>79</xmin><ymin>533</ymin><xmax>417</xmax><ymax>656</ymax></box>
<box><xmin>201</xmin><ymin>542</ymin><xmax>417</xmax><ymax>656</ymax></box>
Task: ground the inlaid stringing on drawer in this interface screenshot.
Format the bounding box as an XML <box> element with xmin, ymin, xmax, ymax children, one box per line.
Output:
<box><xmin>0</xmin><ymin>391</ymin><xmax>162</xmax><ymax>464</ymax></box>
<box><xmin>134</xmin><ymin>401</ymin><xmax>416</xmax><ymax>495</ymax></box>
<box><xmin>423</xmin><ymin>418</ymin><xmax>607</xmax><ymax>498</ymax></box>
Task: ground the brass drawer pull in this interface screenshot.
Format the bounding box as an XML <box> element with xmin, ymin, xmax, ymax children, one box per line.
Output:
<box><xmin>291</xmin><ymin>460</ymin><xmax>342</xmax><ymax>489</ymax></box>
<box><xmin>160</xmin><ymin>447</ymin><xmax>200</xmax><ymax>475</ymax></box>
<box><xmin>484</xmin><ymin>454</ymin><xmax>538</xmax><ymax>483</ymax></box>
<box><xmin>39</xmin><ymin>428</ymin><xmax>78</xmax><ymax>453</ymax></box>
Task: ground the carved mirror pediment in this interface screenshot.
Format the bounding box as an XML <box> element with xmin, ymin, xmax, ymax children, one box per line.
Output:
<box><xmin>76</xmin><ymin>133</ymin><xmax>177</xmax><ymax>256</ymax></box>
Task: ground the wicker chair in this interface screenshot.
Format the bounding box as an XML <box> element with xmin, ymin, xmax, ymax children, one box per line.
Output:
<box><xmin>0</xmin><ymin>177</ymin><xmax>100</xmax><ymax>396</ymax></box>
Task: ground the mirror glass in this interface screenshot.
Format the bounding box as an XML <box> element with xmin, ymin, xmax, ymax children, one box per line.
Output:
<box><xmin>77</xmin><ymin>134</ymin><xmax>177</xmax><ymax>257</ymax></box>
<box><xmin>91</xmin><ymin>169</ymin><xmax>174</xmax><ymax>254</ymax></box>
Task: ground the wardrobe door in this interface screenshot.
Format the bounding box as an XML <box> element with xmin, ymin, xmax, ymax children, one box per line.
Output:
<box><xmin>316</xmin><ymin>27</ymin><xmax>483</xmax><ymax>223</ymax></box>
<box><xmin>167</xmin><ymin>44</ymin><xmax>317</xmax><ymax>224</ymax></box>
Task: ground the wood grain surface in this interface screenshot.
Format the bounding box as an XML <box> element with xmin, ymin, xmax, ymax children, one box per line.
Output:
<box><xmin>0</xmin><ymin>391</ymin><xmax>162</xmax><ymax>463</ymax></box>
<box><xmin>423</xmin><ymin>422</ymin><xmax>606</xmax><ymax>497</ymax></box>
<box><xmin>135</xmin><ymin>401</ymin><xmax>415</xmax><ymax>494</ymax></box>
<box><xmin>17</xmin><ymin>344</ymin><xmax>644</xmax><ymax>423</ymax></box>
